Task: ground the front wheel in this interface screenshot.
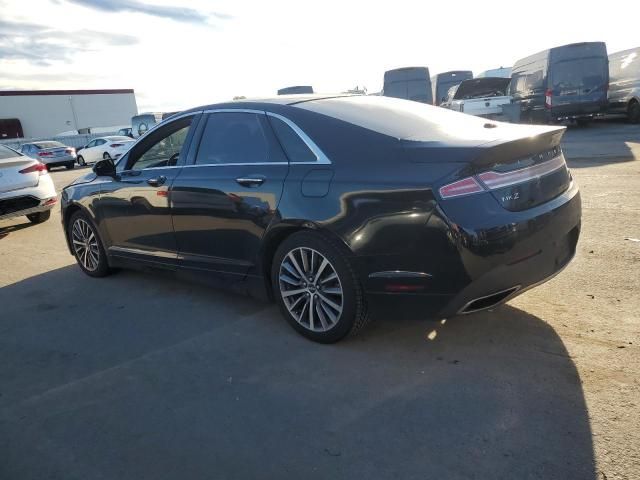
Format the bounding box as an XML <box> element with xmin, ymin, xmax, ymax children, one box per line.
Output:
<box><xmin>77</xmin><ymin>155</ymin><xmax>86</xmax><ymax>166</ymax></box>
<box><xmin>68</xmin><ymin>211</ymin><xmax>111</xmax><ymax>277</ymax></box>
<box><xmin>26</xmin><ymin>210</ymin><xmax>50</xmax><ymax>224</ymax></box>
<box><xmin>272</xmin><ymin>231</ymin><xmax>369</xmax><ymax>343</ymax></box>
<box><xmin>103</xmin><ymin>152</ymin><xmax>111</xmax><ymax>160</ymax></box>
<box><xmin>628</xmin><ymin>101</ymin><xmax>640</xmax><ymax>124</ymax></box>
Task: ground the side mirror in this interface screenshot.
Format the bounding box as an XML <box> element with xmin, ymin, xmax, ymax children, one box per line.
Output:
<box><xmin>93</xmin><ymin>158</ymin><xmax>116</xmax><ymax>177</ymax></box>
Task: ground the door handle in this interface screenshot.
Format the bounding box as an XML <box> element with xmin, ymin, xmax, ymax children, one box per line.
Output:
<box><xmin>147</xmin><ymin>175</ymin><xmax>167</xmax><ymax>187</ymax></box>
<box><xmin>236</xmin><ymin>177</ymin><xmax>265</xmax><ymax>187</ymax></box>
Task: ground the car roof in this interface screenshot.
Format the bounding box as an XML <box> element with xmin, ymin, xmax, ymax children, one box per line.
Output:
<box><xmin>183</xmin><ymin>94</ymin><xmax>354</xmax><ymax>114</ymax></box>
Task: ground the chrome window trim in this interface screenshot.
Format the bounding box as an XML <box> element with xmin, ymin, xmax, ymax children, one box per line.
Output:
<box><xmin>119</xmin><ymin>110</ymin><xmax>202</xmax><ymax>173</ymax></box>
<box><xmin>199</xmin><ymin>108</ymin><xmax>332</xmax><ymax>165</ymax></box>
<box><xmin>265</xmin><ymin>111</ymin><xmax>331</xmax><ymax>165</ymax></box>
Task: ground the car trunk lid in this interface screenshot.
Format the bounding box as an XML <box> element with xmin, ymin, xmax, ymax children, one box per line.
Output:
<box><xmin>404</xmin><ymin>125</ymin><xmax>571</xmax><ymax>212</ymax></box>
<box><xmin>0</xmin><ymin>157</ymin><xmax>41</xmax><ymax>193</ymax></box>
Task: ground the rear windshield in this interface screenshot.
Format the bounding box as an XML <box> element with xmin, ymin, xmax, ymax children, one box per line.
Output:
<box><xmin>0</xmin><ymin>145</ymin><xmax>20</xmax><ymax>159</ymax></box>
<box><xmin>34</xmin><ymin>141</ymin><xmax>64</xmax><ymax>149</ymax></box>
<box><xmin>552</xmin><ymin>57</ymin><xmax>607</xmax><ymax>89</ymax></box>
<box><xmin>454</xmin><ymin>78</ymin><xmax>511</xmax><ymax>99</ymax></box>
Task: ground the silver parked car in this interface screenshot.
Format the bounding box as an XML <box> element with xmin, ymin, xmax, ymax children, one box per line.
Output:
<box><xmin>0</xmin><ymin>145</ymin><xmax>57</xmax><ymax>224</ymax></box>
<box><xmin>20</xmin><ymin>141</ymin><xmax>76</xmax><ymax>170</ymax></box>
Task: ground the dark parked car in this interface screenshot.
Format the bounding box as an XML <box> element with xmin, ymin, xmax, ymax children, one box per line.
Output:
<box><xmin>383</xmin><ymin>67</ymin><xmax>433</xmax><ymax>104</ymax></box>
<box><xmin>61</xmin><ymin>95</ymin><xmax>581</xmax><ymax>343</ymax></box>
<box><xmin>431</xmin><ymin>70</ymin><xmax>473</xmax><ymax>106</ymax></box>
<box><xmin>607</xmin><ymin>47</ymin><xmax>640</xmax><ymax>123</ymax></box>
<box><xmin>510</xmin><ymin>42</ymin><xmax>609</xmax><ymax>125</ymax></box>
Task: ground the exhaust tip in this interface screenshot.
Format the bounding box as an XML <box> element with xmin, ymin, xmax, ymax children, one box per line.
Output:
<box><xmin>460</xmin><ymin>286</ymin><xmax>520</xmax><ymax>314</ymax></box>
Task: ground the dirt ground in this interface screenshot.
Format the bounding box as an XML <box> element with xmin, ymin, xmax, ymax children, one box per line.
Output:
<box><xmin>0</xmin><ymin>122</ymin><xmax>638</xmax><ymax>479</ymax></box>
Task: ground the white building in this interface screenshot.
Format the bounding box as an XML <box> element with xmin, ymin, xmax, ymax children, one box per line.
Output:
<box><xmin>0</xmin><ymin>89</ymin><xmax>138</xmax><ymax>139</ymax></box>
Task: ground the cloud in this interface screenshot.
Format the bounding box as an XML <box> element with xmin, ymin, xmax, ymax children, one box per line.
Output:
<box><xmin>0</xmin><ymin>19</ymin><xmax>138</xmax><ymax>65</ymax></box>
<box><xmin>63</xmin><ymin>0</ymin><xmax>231</xmax><ymax>25</ymax></box>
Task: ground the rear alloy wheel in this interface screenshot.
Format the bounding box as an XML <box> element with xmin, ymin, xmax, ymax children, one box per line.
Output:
<box><xmin>628</xmin><ymin>101</ymin><xmax>640</xmax><ymax>124</ymax></box>
<box><xmin>103</xmin><ymin>152</ymin><xmax>111</xmax><ymax>160</ymax></box>
<box><xmin>69</xmin><ymin>211</ymin><xmax>111</xmax><ymax>277</ymax></box>
<box><xmin>272</xmin><ymin>231</ymin><xmax>369</xmax><ymax>343</ymax></box>
<box><xmin>26</xmin><ymin>210</ymin><xmax>51</xmax><ymax>224</ymax></box>
<box><xmin>77</xmin><ymin>155</ymin><xmax>86</xmax><ymax>166</ymax></box>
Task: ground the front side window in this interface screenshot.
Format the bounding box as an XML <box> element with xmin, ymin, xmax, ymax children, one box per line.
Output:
<box><xmin>195</xmin><ymin>112</ymin><xmax>274</xmax><ymax>165</ymax></box>
<box><xmin>86</xmin><ymin>140</ymin><xmax>97</xmax><ymax>148</ymax></box>
<box><xmin>127</xmin><ymin>116</ymin><xmax>193</xmax><ymax>171</ymax></box>
<box><xmin>268</xmin><ymin>116</ymin><xmax>316</xmax><ymax>163</ymax></box>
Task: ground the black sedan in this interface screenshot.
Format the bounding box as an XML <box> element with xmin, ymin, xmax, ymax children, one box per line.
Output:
<box><xmin>60</xmin><ymin>95</ymin><xmax>581</xmax><ymax>343</ymax></box>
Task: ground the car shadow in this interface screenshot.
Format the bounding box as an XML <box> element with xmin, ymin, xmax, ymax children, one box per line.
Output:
<box><xmin>0</xmin><ymin>265</ymin><xmax>596</xmax><ymax>480</ymax></box>
<box><xmin>0</xmin><ymin>218</ymin><xmax>37</xmax><ymax>240</ymax></box>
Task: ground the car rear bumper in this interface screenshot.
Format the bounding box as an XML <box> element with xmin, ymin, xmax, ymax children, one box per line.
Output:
<box><xmin>41</xmin><ymin>155</ymin><xmax>76</xmax><ymax>165</ymax></box>
<box><xmin>356</xmin><ymin>181</ymin><xmax>582</xmax><ymax>318</ymax></box>
<box><xmin>0</xmin><ymin>175</ymin><xmax>57</xmax><ymax>221</ymax></box>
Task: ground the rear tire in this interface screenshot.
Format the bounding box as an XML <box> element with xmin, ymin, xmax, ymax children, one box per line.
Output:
<box><xmin>68</xmin><ymin>211</ymin><xmax>111</xmax><ymax>277</ymax></box>
<box><xmin>628</xmin><ymin>100</ymin><xmax>640</xmax><ymax>124</ymax></box>
<box><xmin>26</xmin><ymin>210</ymin><xmax>50</xmax><ymax>224</ymax></box>
<box><xmin>271</xmin><ymin>231</ymin><xmax>370</xmax><ymax>343</ymax></box>
<box><xmin>77</xmin><ymin>155</ymin><xmax>86</xmax><ymax>166</ymax></box>
<box><xmin>66</xmin><ymin>162</ymin><xmax>75</xmax><ymax>170</ymax></box>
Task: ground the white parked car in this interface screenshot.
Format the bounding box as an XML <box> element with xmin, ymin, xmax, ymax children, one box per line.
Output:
<box><xmin>0</xmin><ymin>145</ymin><xmax>57</xmax><ymax>224</ymax></box>
<box><xmin>76</xmin><ymin>136</ymin><xmax>135</xmax><ymax>166</ymax></box>
<box><xmin>445</xmin><ymin>77</ymin><xmax>513</xmax><ymax>119</ymax></box>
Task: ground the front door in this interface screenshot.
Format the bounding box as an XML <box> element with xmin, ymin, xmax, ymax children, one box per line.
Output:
<box><xmin>171</xmin><ymin>110</ymin><xmax>289</xmax><ymax>276</ymax></box>
<box><xmin>97</xmin><ymin>113</ymin><xmax>200</xmax><ymax>264</ymax></box>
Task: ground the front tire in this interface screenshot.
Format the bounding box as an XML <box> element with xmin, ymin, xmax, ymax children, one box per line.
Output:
<box><xmin>26</xmin><ymin>210</ymin><xmax>50</xmax><ymax>224</ymax></box>
<box><xmin>272</xmin><ymin>231</ymin><xmax>369</xmax><ymax>343</ymax></box>
<box><xmin>628</xmin><ymin>101</ymin><xmax>640</xmax><ymax>124</ymax></box>
<box><xmin>68</xmin><ymin>211</ymin><xmax>111</xmax><ymax>277</ymax></box>
<box><xmin>77</xmin><ymin>155</ymin><xmax>86</xmax><ymax>166</ymax></box>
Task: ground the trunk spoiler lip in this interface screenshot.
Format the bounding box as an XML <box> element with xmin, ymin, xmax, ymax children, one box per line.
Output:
<box><xmin>400</xmin><ymin>125</ymin><xmax>566</xmax><ymax>166</ymax></box>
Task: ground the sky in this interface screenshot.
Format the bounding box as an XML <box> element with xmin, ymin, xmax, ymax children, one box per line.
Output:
<box><xmin>1</xmin><ymin>0</ymin><xmax>639</xmax><ymax>112</ymax></box>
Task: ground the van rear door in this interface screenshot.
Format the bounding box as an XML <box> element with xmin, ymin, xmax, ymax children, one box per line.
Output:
<box><xmin>549</xmin><ymin>44</ymin><xmax>608</xmax><ymax>118</ymax></box>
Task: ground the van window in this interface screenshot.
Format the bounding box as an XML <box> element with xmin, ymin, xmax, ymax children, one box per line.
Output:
<box><xmin>552</xmin><ymin>58</ymin><xmax>607</xmax><ymax>89</ymax></box>
<box><xmin>526</xmin><ymin>70</ymin><xmax>544</xmax><ymax>91</ymax></box>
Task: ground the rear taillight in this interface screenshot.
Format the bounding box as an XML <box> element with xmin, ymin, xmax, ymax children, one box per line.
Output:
<box><xmin>38</xmin><ymin>151</ymin><xmax>53</xmax><ymax>157</ymax></box>
<box><xmin>19</xmin><ymin>162</ymin><xmax>48</xmax><ymax>175</ymax></box>
<box><xmin>545</xmin><ymin>89</ymin><xmax>553</xmax><ymax>109</ymax></box>
<box><xmin>110</xmin><ymin>143</ymin><xmax>123</xmax><ymax>148</ymax></box>
<box><xmin>439</xmin><ymin>177</ymin><xmax>484</xmax><ymax>199</ymax></box>
<box><xmin>65</xmin><ymin>148</ymin><xmax>75</xmax><ymax>154</ymax></box>
<box><xmin>439</xmin><ymin>154</ymin><xmax>566</xmax><ymax>200</ymax></box>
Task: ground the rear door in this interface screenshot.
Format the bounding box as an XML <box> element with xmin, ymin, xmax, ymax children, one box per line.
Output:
<box><xmin>550</xmin><ymin>57</ymin><xmax>608</xmax><ymax>114</ymax></box>
<box><xmin>170</xmin><ymin>109</ymin><xmax>289</xmax><ymax>276</ymax></box>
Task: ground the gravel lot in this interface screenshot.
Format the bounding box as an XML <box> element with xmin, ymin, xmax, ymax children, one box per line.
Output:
<box><xmin>1</xmin><ymin>122</ymin><xmax>638</xmax><ymax>480</ymax></box>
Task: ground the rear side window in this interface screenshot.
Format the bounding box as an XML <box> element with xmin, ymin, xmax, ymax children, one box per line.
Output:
<box><xmin>268</xmin><ymin>116</ymin><xmax>316</xmax><ymax>163</ymax></box>
<box><xmin>196</xmin><ymin>112</ymin><xmax>285</xmax><ymax>165</ymax></box>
